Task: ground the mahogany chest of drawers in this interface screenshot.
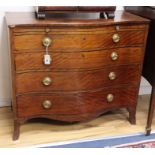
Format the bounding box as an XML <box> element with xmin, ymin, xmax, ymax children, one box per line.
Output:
<box><xmin>6</xmin><ymin>11</ymin><xmax>149</xmax><ymax>140</ymax></box>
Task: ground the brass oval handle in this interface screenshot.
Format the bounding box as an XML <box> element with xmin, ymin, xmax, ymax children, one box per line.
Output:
<box><xmin>42</xmin><ymin>100</ymin><xmax>52</xmax><ymax>109</ymax></box>
<box><xmin>108</xmin><ymin>72</ymin><xmax>116</xmax><ymax>80</ymax></box>
<box><xmin>107</xmin><ymin>94</ymin><xmax>114</xmax><ymax>103</ymax></box>
<box><xmin>111</xmin><ymin>52</ymin><xmax>118</xmax><ymax>61</ymax></box>
<box><xmin>42</xmin><ymin>37</ymin><xmax>52</xmax><ymax>47</ymax></box>
<box><xmin>42</xmin><ymin>77</ymin><xmax>52</xmax><ymax>86</ymax></box>
<box><xmin>112</xmin><ymin>34</ymin><xmax>120</xmax><ymax>43</ymax></box>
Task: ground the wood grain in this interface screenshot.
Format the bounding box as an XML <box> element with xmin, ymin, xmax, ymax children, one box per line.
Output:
<box><xmin>13</xmin><ymin>31</ymin><xmax>145</xmax><ymax>51</ymax></box>
<box><xmin>13</xmin><ymin>25</ymin><xmax>147</xmax><ymax>33</ymax></box>
<box><xmin>16</xmin><ymin>65</ymin><xmax>141</xmax><ymax>93</ymax></box>
<box><xmin>17</xmin><ymin>86</ymin><xmax>138</xmax><ymax>119</ymax></box>
<box><xmin>14</xmin><ymin>47</ymin><xmax>143</xmax><ymax>71</ymax></box>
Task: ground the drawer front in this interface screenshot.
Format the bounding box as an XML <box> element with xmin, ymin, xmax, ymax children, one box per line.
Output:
<box><xmin>13</xmin><ymin>25</ymin><xmax>146</xmax><ymax>33</ymax></box>
<box><xmin>15</xmin><ymin>47</ymin><xmax>143</xmax><ymax>71</ymax></box>
<box><xmin>16</xmin><ymin>65</ymin><xmax>141</xmax><ymax>93</ymax></box>
<box><xmin>13</xmin><ymin>31</ymin><xmax>145</xmax><ymax>52</ymax></box>
<box><xmin>17</xmin><ymin>86</ymin><xmax>138</xmax><ymax>118</ymax></box>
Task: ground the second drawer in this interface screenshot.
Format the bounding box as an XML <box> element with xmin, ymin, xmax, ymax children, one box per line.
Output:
<box><xmin>14</xmin><ymin>47</ymin><xmax>143</xmax><ymax>71</ymax></box>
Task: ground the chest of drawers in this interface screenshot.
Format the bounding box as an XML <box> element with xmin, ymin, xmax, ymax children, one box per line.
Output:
<box><xmin>6</xmin><ymin>11</ymin><xmax>149</xmax><ymax>140</ymax></box>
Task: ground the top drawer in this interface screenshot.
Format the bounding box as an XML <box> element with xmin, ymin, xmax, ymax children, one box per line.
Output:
<box><xmin>13</xmin><ymin>26</ymin><xmax>146</xmax><ymax>52</ymax></box>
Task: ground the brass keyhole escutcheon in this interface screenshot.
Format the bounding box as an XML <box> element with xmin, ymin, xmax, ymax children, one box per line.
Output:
<box><xmin>42</xmin><ymin>100</ymin><xmax>52</xmax><ymax>109</ymax></box>
<box><xmin>112</xmin><ymin>34</ymin><xmax>120</xmax><ymax>43</ymax></box>
<box><xmin>111</xmin><ymin>52</ymin><xmax>118</xmax><ymax>61</ymax></box>
<box><xmin>107</xmin><ymin>94</ymin><xmax>114</xmax><ymax>103</ymax></box>
<box><xmin>42</xmin><ymin>37</ymin><xmax>52</xmax><ymax>47</ymax></box>
<box><xmin>42</xmin><ymin>77</ymin><xmax>52</xmax><ymax>86</ymax></box>
<box><xmin>108</xmin><ymin>72</ymin><xmax>116</xmax><ymax>80</ymax></box>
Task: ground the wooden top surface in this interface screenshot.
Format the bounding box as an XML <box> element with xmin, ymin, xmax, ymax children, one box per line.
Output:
<box><xmin>5</xmin><ymin>11</ymin><xmax>149</xmax><ymax>27</ymax></box>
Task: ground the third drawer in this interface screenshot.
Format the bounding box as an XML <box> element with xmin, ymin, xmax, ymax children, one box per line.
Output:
<box><xmin>16</xmin><ymin>65</ymin><xmax>141</xmax><ymax>94</ymax></box>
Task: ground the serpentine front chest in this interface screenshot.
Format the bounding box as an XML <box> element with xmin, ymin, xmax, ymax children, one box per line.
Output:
<box><xmin>6</xmin><ymin>11</ymin><xmax>149</xmax><ymax>140</ymax></box>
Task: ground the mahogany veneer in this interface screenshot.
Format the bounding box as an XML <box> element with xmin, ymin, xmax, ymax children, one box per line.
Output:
<box><xmin>13</xmin><ymin>30</ymin><xmax>145</xmax><ymax>52</ymax></box>
<box><xmin>17</xmin><ymin>86</ymin><xmax>138</xmax><ymax>118</ymax></box>
<box><xmin>6</xmin><ymin>11</ymin><xmax>149</xmax><ymax>140</ymax></box>
<box><xmin>16</xmin><ymin>65</ymin><xmax>141</xmax><ymax>93</ymax></box>
<box><xmin>14</xmin><ymin>47</ymin><xmax>143</xmax><ymax>71</ymax></box>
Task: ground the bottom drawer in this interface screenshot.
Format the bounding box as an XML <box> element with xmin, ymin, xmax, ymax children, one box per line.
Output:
<box><xmin>17</xmin><ymin>86</ymin><xmax>139</xmax><ymax>121</ymax></box>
